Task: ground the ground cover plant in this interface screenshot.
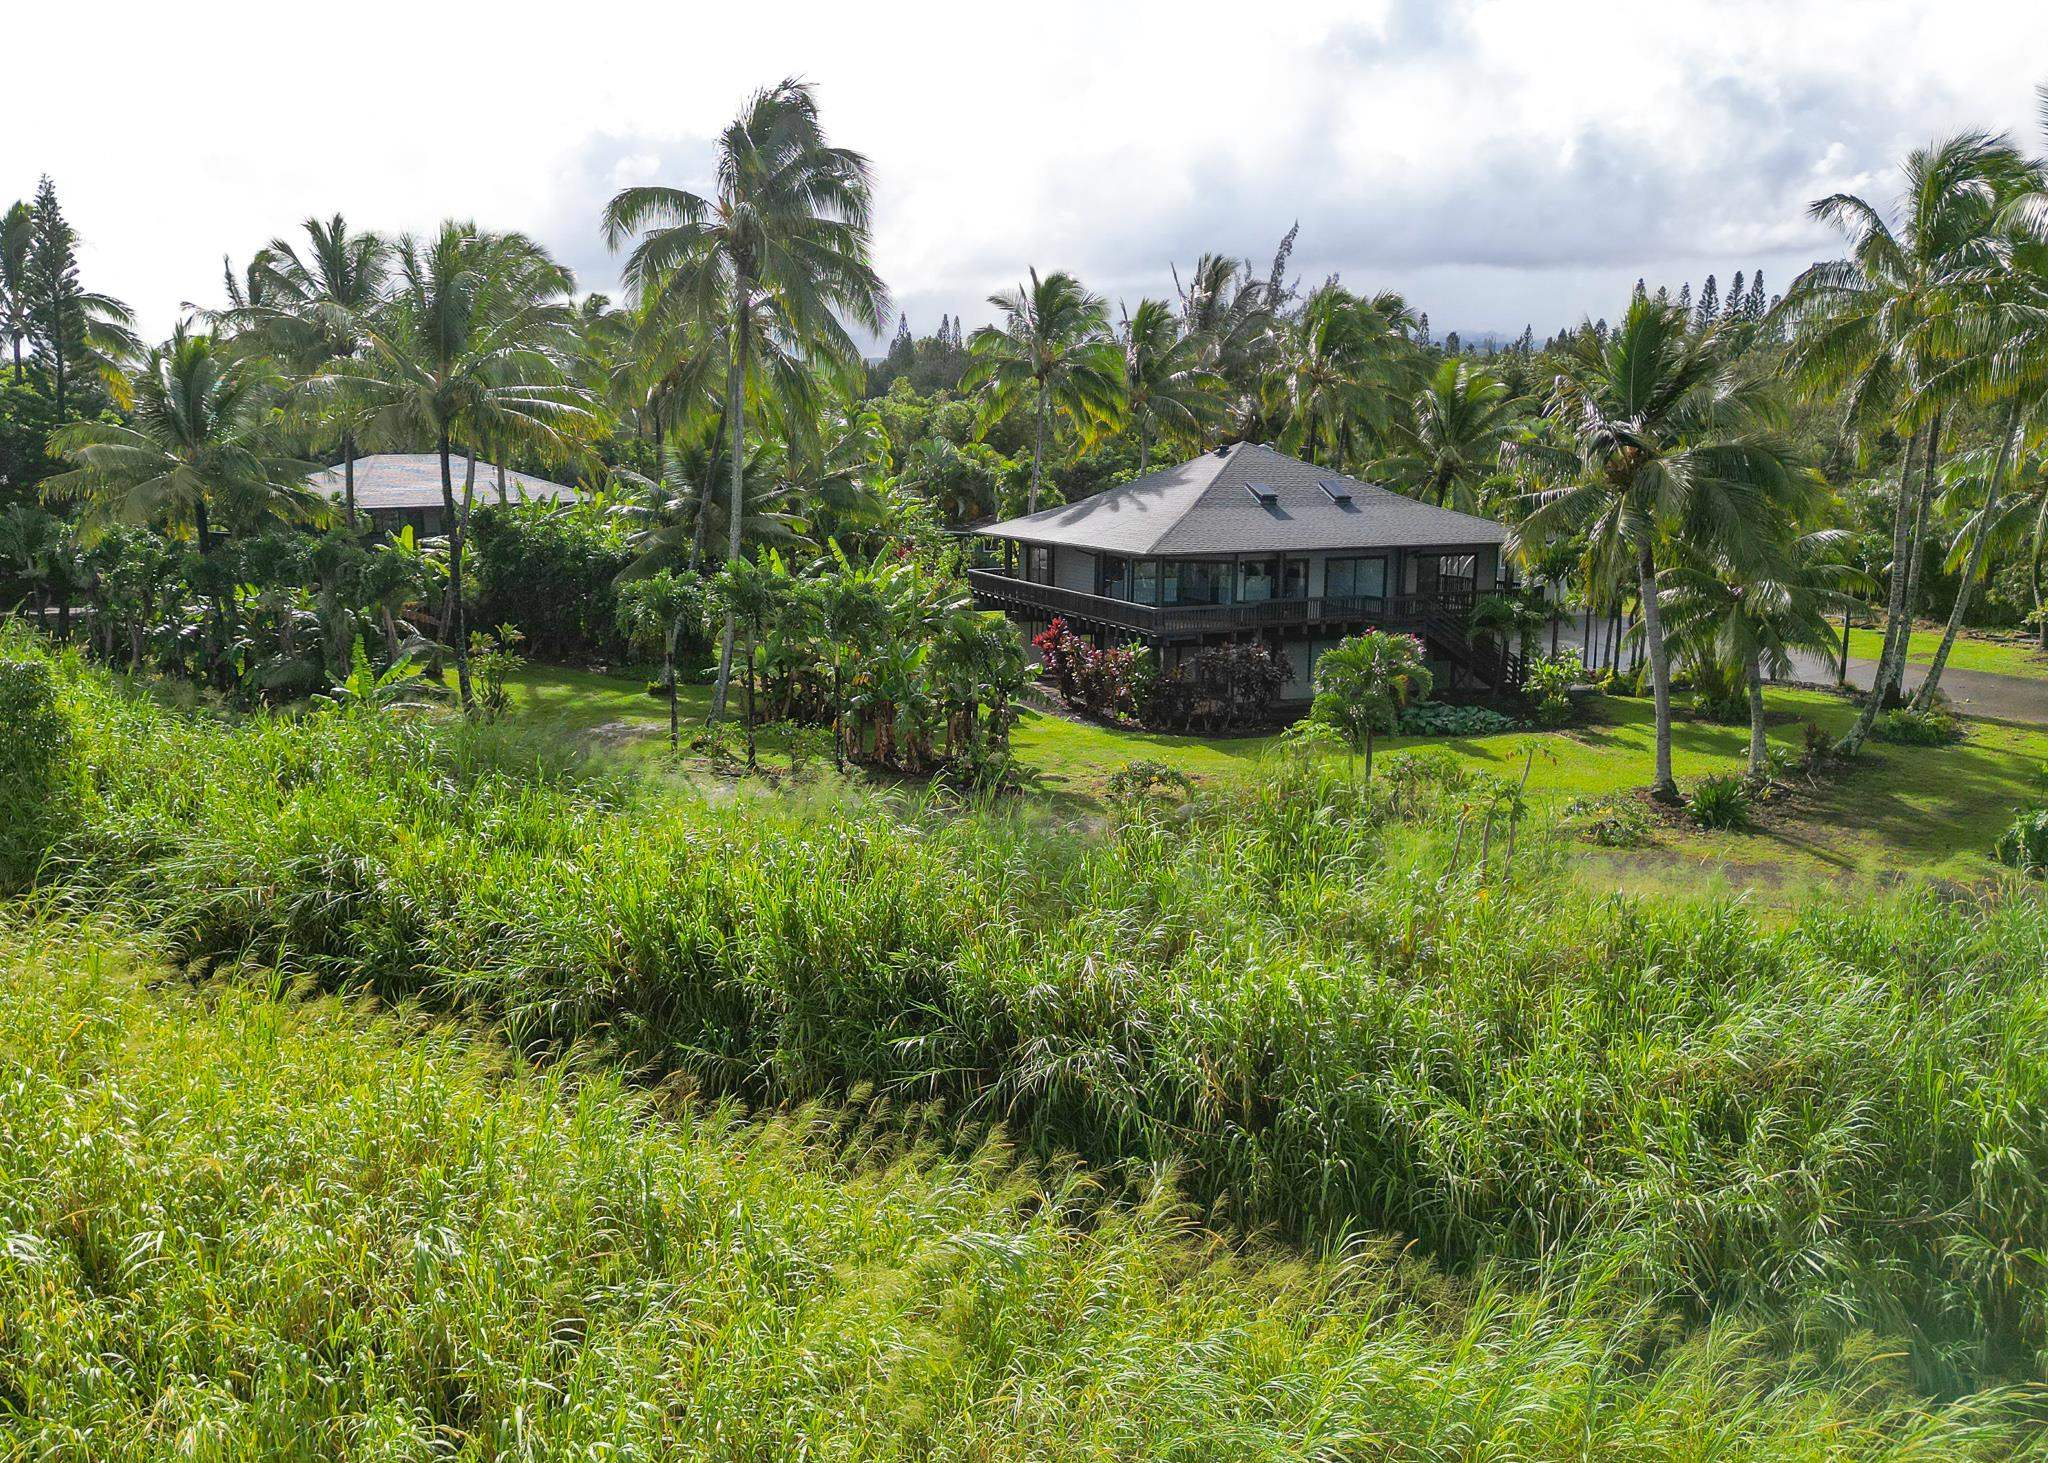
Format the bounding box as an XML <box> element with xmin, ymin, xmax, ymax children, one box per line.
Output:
<box><xmin>8</xmin><ymin>912</ymin><xmax>2038</xmax><ymax>1457</ymax></box>
<box><xmin>16</xmin><ymin>638</ymin><xmax>2048</xmax><ymax>1404</ymax></box>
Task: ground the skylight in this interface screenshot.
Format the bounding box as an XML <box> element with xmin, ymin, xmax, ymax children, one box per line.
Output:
<box><xmin>1317</xmin><ymin>480</ymin><xmax>1353</xmax><ymax>505</ymax></box>
<box><xmin>1244</xmin><ymin>481</ymin><xmax>1279</xmax><ymax>506</ymax></box>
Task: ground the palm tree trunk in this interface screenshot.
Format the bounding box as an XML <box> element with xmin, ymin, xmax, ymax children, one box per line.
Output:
<box><xmin>1915</xmin><ymin>404</ymin><xmax>2019</xmax><ymax>711</ymax></box>
<box><xmin>439</xmin><ymin>432</ymin><xmax>473</xmax><ymax>711</ymax></box>
<box><xmin>711</xmin><ymin>327</ymin><xmax>747</xmax><ymax>722</ymax></box>
<box><xmin>343</xmin><ymin>432</ymin><xmax>358</xmax><ymax>526</ymax></box>
<box><xmin>1745</xmin><ymin>650</ymin><xmax>1768</xmax><ymax>776</ymax></box>
<box><xmin>1838</xmin><ymin>605</ymin><xmax>1851</xmax><ymax>687</ymax></box>
<box><xmin>1839</xmin><ymin>424</ymin><xmax>1922</xmax><ymax>755</ymax></box>
<box><xmin>1138</xmin><ymin>419</ymin><xmax>1150</xmax><ymax>478</ymax></box>
<box><xmin>1028</xmin><ymin>387</ymin><xmax>1048</xmax><ymax>514</ymax></box>
<box><xmin>664</xmin><ymin>619</ymin><xmax>680</xmax><ymax>749</ymax></box>
<box><xmin>1896</xmin><ymin>410</ymin><xmax>1942</xmax><ymax>654</ymax></box>
<box><xmin>1636</xmin><ymin>540</ymin><xmax>1677</xmax><ymax>801</ymax></box>
<box><xmin>2033</xmin><ymin>494</ymin><xmax>2048</xmax><ymax>652</ymax></box>
<box><xmin>743</xmin><ymin>622</ymin><xmax>757</xmax><ymax>770</ymax></box>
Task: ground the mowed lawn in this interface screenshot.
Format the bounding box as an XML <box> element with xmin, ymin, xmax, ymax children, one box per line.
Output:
<box><xmin>505</xmin><ymin>664</ymin><xmax>2048</xmax><ymax>891</ymax></box>
<box><xmin>1845</xmin><ymin>625</ymin><xmax>2048</xmax><ymax>680</ymax></box>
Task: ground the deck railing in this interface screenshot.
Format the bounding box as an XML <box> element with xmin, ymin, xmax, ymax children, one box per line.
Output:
<box><xmin>967</xmin><ymin>569</ymin><xmax>1474</xmax><ymax>638</ymax></box>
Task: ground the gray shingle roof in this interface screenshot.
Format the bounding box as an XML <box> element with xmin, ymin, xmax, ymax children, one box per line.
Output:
<box><xmin>306</xmin><ymin>453</ymin><xmax>580</xmax><ymax>511</ymax></box>
<box><xmin>976</xmin><ymin>442</ymin><xmax>1508</xmax><ymax>556</ymax></box>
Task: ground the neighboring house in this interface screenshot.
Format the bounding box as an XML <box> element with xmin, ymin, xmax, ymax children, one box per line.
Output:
<box><xmin>969</xmin><ymin>441</ymin><xmax>1520</xmax><ymax>700</ymax></box>
<box><xmin>306</xmin><ymin>453</ymin><xmax>580</xmax><ymax>537</ymax></box>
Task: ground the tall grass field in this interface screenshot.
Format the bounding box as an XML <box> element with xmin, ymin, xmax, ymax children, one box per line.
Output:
<box><xmin>7</xmin><ymin>634</ymin><xmax>2048</xmax><ymax>1446</ymax></box>
<box><xmin>2</xmin><ymin>912</ymin><xmax>2032</xmax><ymax>1457</ymax></box>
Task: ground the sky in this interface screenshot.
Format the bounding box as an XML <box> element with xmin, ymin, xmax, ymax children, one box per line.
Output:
<box><xmin>6</xmin><ymin>0</ymin><xmax>2047</xmax><ymax>349</ymax></box>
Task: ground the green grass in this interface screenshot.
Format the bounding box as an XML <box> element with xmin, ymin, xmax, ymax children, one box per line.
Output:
<box><xmin>1846</xmin><ymin>626</ymin><xmax>2048</xmax><ymax>680</ymax></box>
<box><xmin>20</xmin><ymin>639</ymin><xmax>2048</xmax><ymax>1396</ymax></box>
<box><xmin>507</xmin><ymin>663</ymin><xmax>2048</xmax><ymax>890</ymax></box>
<box><xmin>8</xmin><ymin>912</ymin><xmax>2032</xmax><ymax>1458</ymax></box>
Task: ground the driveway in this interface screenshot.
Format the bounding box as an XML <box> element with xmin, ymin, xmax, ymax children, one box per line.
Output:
<box><xmin>1538</xmin><ymin>614</ymin><xmax>2048</xmax><ymax>728</ymax></box>
<box><xmin>1779</xmin><ymin>650</ymin><xmax>2048</xmax><ymax>726</ymax></box>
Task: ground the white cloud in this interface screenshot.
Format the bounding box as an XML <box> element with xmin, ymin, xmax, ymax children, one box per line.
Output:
<box><xmin>4</xmin><ymin>0</ymin><xmax>2044</xmax><ymax>343</ymax></box>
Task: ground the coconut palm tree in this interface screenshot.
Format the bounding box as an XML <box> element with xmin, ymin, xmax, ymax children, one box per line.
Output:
<box><xmin>1777</xmin><ymin>132</ymin><xmax>2024</xmax><ymax>750</ymax></box>
<box><xmin>347</xmin><ymin>223</ymin><xmax>589</xmax><ymax>709</ymax></box>
<box><xmin>44</xmin><ymin>323</ymin><xmax>319</xmax><ymax>676</ymax></box>
<box><xmin>603</xmin><ymin>78</ymin><xmax>889</xmax><ymax>721</ymax></box>
<box><xmin>229</xmin><ymin>215</ymin><xmax>391</xmax><ymax>525</ymax></box>
<box><xmin>1378</xmin><ymin>359</ymin><xmax>1526</xmax><ymax>511</ymax></box>
<box><xmin>1516</xmin><ymin>296</ymin><xmax>1801</xmax><ymax>800</ymax></box>
<box><xmin>1272</xmin><ymin>285</ymin><xmax>1420</xmax><ymax>470</ymax></box>
<box><xmin>1119</xmin><ymin>298</ymin><xmax>1224</xmax><ymax>475</ymax></box>
<box><xmin>1662</xmin><ymin>528</ymin><xmax>1845</xmax><ymax>776</ymax></box>
<box><xmin>962</xmin><ymin>268</ymin><xmax>1123</xmax><ymax>512</ymax></box>
<box><xmin>611</xmin><ymin>425</ymin><xmax>798</xmax><ymax>577</ymax></box>
<box><xmin>1173</xmin><ymin>250</ymin><xmax>1281</xmax><ymax>441</ymax></box>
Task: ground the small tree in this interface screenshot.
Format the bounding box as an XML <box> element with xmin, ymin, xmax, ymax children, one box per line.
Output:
<box><xmin>615</xmin><ymin>569</ymin><xmax>705</xmax><ymax>748</ymax></box>
<box><xmin>1307</xmin><ymin>631</ymin><xmax>1433</xmax><ymax>779</ymax></box>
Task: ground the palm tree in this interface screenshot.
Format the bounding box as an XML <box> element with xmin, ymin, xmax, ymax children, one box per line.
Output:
<box><xmin>1516</xmin><ymin>297</ymin><xmax>1801</xmax><ymax>800</ymax></box>
<box><xmin>603</xmin><ymin>78</ymin><xmax>889</xmax><ymax>722</ymax></box>
<box><xmin>1</xmin><ymin>201</ymin><xmax>33</xmax><ymax>375</ymax></box>
<box><xmin>1378</xmin><ymin>359</ymin><xmax>1525</xmax><ymax>511</ymax></box>
<box><xmin>1662</xmin><ymin>530</ymin><xmax>1844</xmax><ymax>776</ymax></box>
<box><xmin>611</xmin><ymin>425</ymin><xmax>798</xmax><ymax>576</ymax></box>
<box><xmin>348</xmin><ymin>223</ymin><xmax>589</xmax><ymax>709</ymax></box>
<box><xmin>1272</xmin><ymin>285</ymin><xmax>1419</xmax><ymax>470</ymax></box>
<box><xmin>1119</xmin><ymin>298</ymin><xmax>1223</xmax><ymax>474</ymax></box>
<box><xmin>230</xmin><ymin>216</ymin><xmax>390</xmax><ymax>525</ymax></box>
<box><xmin>962</xmin><ymin>269</ymin><xmax>1123</xmax><ymax>511</ymax></box>
<box><xmin>1173</xmin><ymin>250</ymin><xmax>1282</xmax><ymax>442</ymax></box>
<box><xmin>44</xmin><ymin>324</ymin><xmax>318</xmax><ymax>674</ymax></box>
<box><xmin>1308</xmin><ymin>630</ymin><xmax>1433</xmax><ymax>779</ymax></box>
<box><xmin>1777</xmin><ymin>132</ymin><xmax>2023</xmax><ymax>750</ymax></box>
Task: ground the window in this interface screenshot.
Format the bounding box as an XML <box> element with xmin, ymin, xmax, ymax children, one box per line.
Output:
<box><xmin>1237</xmin><ymin>557</ymin><xmax>1277</xmax><ymax>603</ymax></box>
<box><xmin>1132</xmin><ymin>560</ymin><xmax>1159</xmax><ymax>604</ymax></box>
<box><xmin>1027</xmin><ymin>546</ymin><xmax>1053</xmax><ymax>584</ymax></box>
<box><xmin>1162</xmin><ymin>560</ymin><xmax>1230</xmax><ymax>606</ymax></box>
<box><xmin>1324</xmin><ymin>556</ymin><xmax>1387</xmax><ymax>601</ymax></box>
<box><xmin>1100</xmin><ymin>554</ymin><xmax>1131</xmax><ymax>600</ymax></box>
<box><xmin>1282</xmin><ymin>558</ymin><xmax>1310</xmax><ymax>599</ymax></box>
<box><xmin>1417</xmin><ymin>553</ymin><xmax>1477</xmax><ymax>597</ymax></box>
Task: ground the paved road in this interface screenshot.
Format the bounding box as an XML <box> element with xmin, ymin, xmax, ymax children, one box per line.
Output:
<box><xmin>1777</xmin><ymin>650</ymin><xmax>2048</xmax><ymax>726</ymax></box>
<box><xmin>1537</xmin><ymin>614</ymin><xmax>2048</xmax><ymax>727</ymax></box>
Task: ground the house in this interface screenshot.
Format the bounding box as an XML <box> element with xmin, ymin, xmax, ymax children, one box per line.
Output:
<box><xmin>969</xmin><ymin>442</ymin><xmax>1520</xmax><ymax>700</ymax></box>
<box><xmin>306</xmin><ymin>453</ymin><xmax>581</xmax><ymax>538</ymax></box>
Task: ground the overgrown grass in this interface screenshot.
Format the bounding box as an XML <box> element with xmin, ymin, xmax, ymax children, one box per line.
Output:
<box><xmin>3</xmin><ymin>912</ymin><xmax>2035</xmax><ymax>1457</ymax></box>
<box><xmin>18</xmin><ymin>638</ymin><xmax>2048</xmax><ymax>1396</ymax></box>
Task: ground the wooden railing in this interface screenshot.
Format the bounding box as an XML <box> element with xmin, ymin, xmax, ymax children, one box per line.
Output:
<box><xmin>968</xmin><ymin>570</ymin><xmax>1475</xmax><ymax>637</ymax></box>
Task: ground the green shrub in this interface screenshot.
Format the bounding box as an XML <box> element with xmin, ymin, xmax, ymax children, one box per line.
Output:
<box><xmin>1873</xmin><ymin>707</ymin><xmax>1962</xmax><ymax>746</ymax></box>
<box><xmin>1522</xmin><ymin>650</ymin><xmax>1584</xmax><ymax>728</ymax></box>
<box><xmin>1686</xmin><ymin>773</ymin><xmax>1753</xmax><ymax>830</ymax></box>
<box><xmin>1687</xmin><ymin>657</ymin><xmax>1748</xmax><ymax>724</ymax></box>
<box><xmin>1562</xmin><ymin>793</ymin><xmax>1653</xmax><ymax>847</ymax></box>
<box><xmin>0</xmin><ymin>657</ymin><xmax>80</xmax><ymax>889</ymax></box>
<box><xmin>1994</xmin><ymin>808</ymin><xmax>2048</xmax><ymax>874</ymax></box>
<box><xmin>1398</xmin><ymin>701</ymin><xmax>1524</xmax><ymax>736</ymax></box>
<box><xmin>1105</xmin><ymin>758</ymin><xmax>1195</xmax><ymax>806</ymax></box>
